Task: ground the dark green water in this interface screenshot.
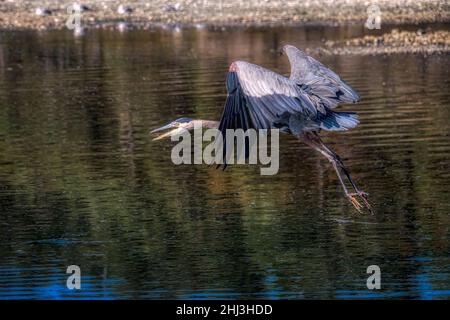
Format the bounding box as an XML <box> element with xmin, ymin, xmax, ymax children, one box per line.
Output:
<box><xmin>0</xmin><ymin>25</ymin><xmax>449</xmax><ymax>299</ymax></box>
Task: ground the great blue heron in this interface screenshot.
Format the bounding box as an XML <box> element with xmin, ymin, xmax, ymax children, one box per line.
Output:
<box><xmin>151</xmin><ymin>45</ymin><xmax>371</xmax><ymax>213</ymax></box>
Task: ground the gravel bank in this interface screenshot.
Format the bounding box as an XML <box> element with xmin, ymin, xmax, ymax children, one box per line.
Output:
<box><xmin>0</xmin><ymin>0</ymin><xmax>448</xmax><ymax>30</ymax></box>
<box><xmin>312</xmin><ymin>29</ymin><xmax>450</xmax><ymax>55</ymax></box>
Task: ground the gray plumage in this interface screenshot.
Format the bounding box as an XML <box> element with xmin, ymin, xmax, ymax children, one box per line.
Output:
<box><xmin>284</xmin><ymin>44</ymin><xmax>360</xmax><ymax>111</ymax></box>
<box><xmin>218</xmin><ymin>45</ymin><xmax>360</xmax><ymax>148</ymax></box>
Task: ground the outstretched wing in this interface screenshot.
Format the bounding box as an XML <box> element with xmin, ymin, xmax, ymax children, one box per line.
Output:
<box><xmin>217</xmin><ymin>61</ymin><xmax>316</xmax><ymax>168</ymax></box>
<box><xmin>283</xmin><ymin>45</ymin><xmax>359</xmax><ymax>112</ymax></box>
<box><xmin>221</xmin><ymin>61</ymin><xmax>317</xmax><ymax>129</ymax></box>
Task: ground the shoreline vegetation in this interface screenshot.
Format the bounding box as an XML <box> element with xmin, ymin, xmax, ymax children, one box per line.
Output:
<box><xmin>0</xmin><ymin>0</ymin><xmax>448</xmax><ymax>30</ymax></box>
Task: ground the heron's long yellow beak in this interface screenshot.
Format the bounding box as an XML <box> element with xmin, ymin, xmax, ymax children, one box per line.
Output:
<box><xmin>151</xmin><ymin>125</ymin><xmax>185</xmax><ymax>141</ymax></box>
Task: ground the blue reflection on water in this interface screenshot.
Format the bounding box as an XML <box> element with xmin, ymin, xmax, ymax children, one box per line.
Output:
<box><xmin>0</xmin><ymin>266</ymin><xmax>124</xmax><ymax>300</ymax></box>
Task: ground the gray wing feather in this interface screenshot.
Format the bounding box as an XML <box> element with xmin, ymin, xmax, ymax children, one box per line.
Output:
<box><xmin>217</xmin><ymin>60</ymin><xmax>317</xmax><ymax>168</ymax></box>
<box><xmin>284</xmin><ymin>45</ymin><xmax>359</xmax><ymax>110</ymax></box>
<box><xmin>234</xmin><ymin>61</ymin><xmax>317</xmax><ymax>124</ymax></box>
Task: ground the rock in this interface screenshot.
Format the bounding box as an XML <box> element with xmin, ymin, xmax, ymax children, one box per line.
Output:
<box><xmin>35</xmin><ymin>8</ymin><xmax>52</xmax><ymax>16</ymax></box>
<box><xmin>117</xmin><ymin>4</ymin><xmax>133</xmax><ymax>14</ymax></box>
<box><xmin>164</xmin><ymin>3</ymin><xmax>182</xmax><ymax>12</ymax></box>
<box><xmin>73</xmin><ymin>3</ymin><xmax>90</xmax><ymax>12</ymax></box>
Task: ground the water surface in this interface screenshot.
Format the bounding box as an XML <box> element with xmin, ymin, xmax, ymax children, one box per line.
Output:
<box><xmin>0</xmin><ymin>25</ymin><xmax>449</xmax><ymax>299</ymax></box>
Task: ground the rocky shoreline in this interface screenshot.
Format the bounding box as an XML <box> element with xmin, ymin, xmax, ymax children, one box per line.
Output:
<box><xmin>315</xmin><ymin>29</ymin><xmax>450</xmax><ymax>55</ymax></box>
<box><xmin>0</xmin><ymin>0</ymin><xmax>448</xmax><ymax>30</ymax></box>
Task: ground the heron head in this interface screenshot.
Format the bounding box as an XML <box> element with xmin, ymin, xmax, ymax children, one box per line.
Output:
<box><xmin>151</xmin><ymin>117</ymin><xmax>194</xmax><ymax>140</ymax></box>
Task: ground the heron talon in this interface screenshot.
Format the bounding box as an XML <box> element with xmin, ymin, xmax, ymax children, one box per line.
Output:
<box><xmin>347</xmin><ymin>191</ymin><xmax>372</xmax><ymax>214</ymax></box>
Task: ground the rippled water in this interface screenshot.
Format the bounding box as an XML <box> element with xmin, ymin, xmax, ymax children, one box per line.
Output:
<box><xmin>0</xmin><ymin>25</ymin><xmax>449</xmax><ymax>299</ymax></box>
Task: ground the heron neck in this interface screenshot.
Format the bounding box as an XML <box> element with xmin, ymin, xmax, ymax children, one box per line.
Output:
<box><xmin>192</xmin><ymin>120</ymin><xmax>219</xmax><ymax>129</ymax></box>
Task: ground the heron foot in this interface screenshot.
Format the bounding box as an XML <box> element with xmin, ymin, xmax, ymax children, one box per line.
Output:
<box><xmin>346</xmin><ymin>191</ymin><xmax>372</xmax><ymax>214</ymax></box>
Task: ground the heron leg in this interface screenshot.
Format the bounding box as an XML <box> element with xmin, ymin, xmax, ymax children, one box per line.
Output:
<box><xmin>300</xmin><ymin>132</ymin><xmax>372</xmax><ymax>213</ymax></box>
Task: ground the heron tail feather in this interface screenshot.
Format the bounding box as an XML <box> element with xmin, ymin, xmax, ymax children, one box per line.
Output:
<box><xmin>319</xmin><ymin>111</ymin><xmax>359</xmax><ymax>131</ymax></box>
